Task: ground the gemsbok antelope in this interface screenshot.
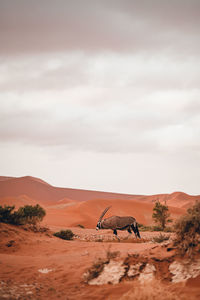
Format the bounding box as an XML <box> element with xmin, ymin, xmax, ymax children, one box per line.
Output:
<box><xmin>96</xmin><ymin>206</ymin><xmax>141</xmax><ymax>240</ymax></box>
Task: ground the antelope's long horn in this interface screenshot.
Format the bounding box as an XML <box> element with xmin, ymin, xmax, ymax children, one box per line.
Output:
<box><xmin>98</xmin><ymin>206</ymin><xmax>111</xmax><ymax>222</ymax></box>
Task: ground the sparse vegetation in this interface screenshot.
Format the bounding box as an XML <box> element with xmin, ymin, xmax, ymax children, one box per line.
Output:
<box><xmin>77</xmin><ymin>224</ymin><xmax>85</xmax><ymax>228</ymax></box>
<box><xmin>84</xmin><ymin>247</ymin><xmax>120</xmax><ymax>283</ymax></box>
<box><xmin>164</xmin><ymin>226</ymin><xmax>174</xmax><ymax>233</ymax></box>
<box><xmin>84</xmin><ymin>258</ymin><xmax>106</xmax><ymax>282</ymax></box>
<box><xmin>174</xmin><ymin>201</ymin><xmax>200</xmax><ymax>255</ymax></box>
<box><xmin>152</xmin><ymin>233</ymin><xmax>170</xmax><ymax>243</ymax></box>
<box><xmin>53</xmin><ymin>229</ymin><xmax>74</xmax><ymax>240</ymax></box>
<box><xmin>137</xmin><ymin>223</ymin><xmax>152</xmax><ymax>231</ymax></box>
<box><xmin>152</xmin><ymin>201</ymin><xmax>172</xmax><ymax>230</ymax></box>
<box><xmin>138</xmin><ymin>223</ymin><xmax>172</xmax><ymax>232</ymax></box>
<box><xmin>0</xmin><ymin>205</ymin><xmax>15</xmax><ymax>224</ymax></box>
<box><xmin>0</xmin><ymin>204</ymin><xmax>46</xmax><ymax>225</ymax></box>
<box><xmin>105</xmin><ymin>246</ymin><xmax>120</xmax><ymax>260</ymax></box>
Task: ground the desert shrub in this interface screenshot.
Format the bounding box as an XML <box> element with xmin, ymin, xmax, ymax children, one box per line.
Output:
<box><xmin>0</xmin><ymin>205</ymin><xmax>15</xmax><ymax>223</ymax></box>
<box><xmin>105</xmin><ymin>246</ymin><xmax>120</xmax><ymax>260</ymax></box>
<box><xmin>0</xmin><ymin>204</ymin><xmax>46</xmax><ymax>225</ymax></box>
<box><xmin>164</xmin><ymin>226</ymin><xmax>174</xmax><ymax>233</ymax></box>
<box><xmin>84</xmin><ymin>258</ymin><xmax>106</xmax><ymax>282</ymax></box>
<box><xmin>138</xmin><ymin>223</ymin><xmax>152</xmax><ymax>231</ymax></box>
<box><xmin>152</xmin><ymin>225</ymin><xmax>163</xmax><ymax>231</ymax></box>
<box><xmin>84</xmin><ymin>247</ymin><xmax>120</xmax><ymax>283</ymax></box>
<box><xmin>152</xmin><ymin>201</ymin><xmax>172</xmax><ymax>230</ymax></box>
<box><xmin>152</xmin><ymin>233</ymin><xmax>170</xmax><ymax>243</ymax></box>
<box><xmin>174</xmin><ymin>201</ymin><xmax>200</xmax><ymax>255</ymax></box>
<box><xmin>137</xmin><ymin>223</ymin><xmax>163</xmax><ymax>232</ymax></box>
<box><xmin>15</xmin><ymin>204</ymin><xmax>46</xmax><ymax>225</ymax></box>
<box><xmin>77</xmin><ymin>224</ymin><xmax>85</xmax><ymax>228</ymax></box>
<box><xmin>53</xmin><ymin>229</ymin><xmax>74</xmax><ymax>240</ymax></box>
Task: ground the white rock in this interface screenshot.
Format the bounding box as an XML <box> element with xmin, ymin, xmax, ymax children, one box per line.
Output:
<box><xmin>89</xmin><ymin>260</ymin><xmax>125</xmax><ymax>285</ymax></box>
<box><xmin>38</xmin><ymin>268</ymin><xmax>53</xmax><ymax>274</ymax></box>
<box><xmin>169</xmin><ymin>259</ymin><xmax>200</xmax><ymax>283</ymax></box>
<box><xmin>138</xmin><ymin>264</ymin><xmax>156</xmax><ymax>283</ymax></box>
<box><xmin>128</xmin><ymin>263</ymin><xmax>143</xmax><ymax>277</ymax></box>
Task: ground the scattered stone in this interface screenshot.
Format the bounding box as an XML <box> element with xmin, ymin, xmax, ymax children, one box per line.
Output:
<box><xmin>38</xmin><ymin>268</ymin><xmax>53</xmax><ymax>274</ymax></box>
<box><xmin>169</xmin><ymin>259</ymin><xmax>200</xmax><ymax>283</ymax></box>
<box><xmin>6</xmin><ymin>240</ymin><xmax>15</xmax><ymax>247</ymax></box>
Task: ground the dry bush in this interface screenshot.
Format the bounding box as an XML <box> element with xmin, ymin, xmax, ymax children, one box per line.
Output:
<box><xmin>152</xmin><ymin>233</ymin><xmax>170</xmax><ymax>243</ymax></box>
<box><xmin>77</xmin><ymin>224</ymin><xmax>85</xmax><ymax>228</ymax></box>
<box><xmin>0</xmin><ymin>204</ymin><xmax>46</xmax><ymax>225</ymax></box>
<box><xmin>120</xmin><ymin>281</ymin><xmax>187</xmax><ymax>300</ymax></box>
<box><xmin>53</xmin><ymin>229</ymin><xmax>74</xmax><ymax>240</ymax></box>
<box><xmin>84</xmin><ymin>246</ymin><xmax>120</xmax><ymax>283</ymax></box>
<box><xmin>174</xmin><ymin>201</ymin><xmax>200</xmax><ymax>256</ymax></box>
<box><xmin>105</xmin><ymin>246</ymin><xmax>120</xmax><ymax>260</ymax></box>
<box><xmin>84</xmin><ymin>258</ymin><xmax>106</xmax><ymax>282</ymax></box>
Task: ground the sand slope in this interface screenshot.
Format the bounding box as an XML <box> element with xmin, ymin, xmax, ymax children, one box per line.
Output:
<box><xmin>44</xmin><ymin>198</ymin><xmax>185</xmax><ymax>228</ymax></box>
<box><xmin>0</xmin><ymin>176</ymin><xmax>141</xmax><ymax>204</ymax></box>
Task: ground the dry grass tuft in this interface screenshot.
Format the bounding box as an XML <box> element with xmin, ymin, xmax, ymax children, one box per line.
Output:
<box><xmin>84</xmin><ymin>246</ymin><xmax>120</xmax><ymax>283</ymax></box>
<box><xmin>152</xmin><ymin>233</ymin><xmax>170</xmax><ymax>243</ymax></box>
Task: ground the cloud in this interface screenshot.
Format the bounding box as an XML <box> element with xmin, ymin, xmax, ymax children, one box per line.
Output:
<box><xmin>0</xmin><ymin>0</ymin><xmax>200</xmax><ymax>194</ymax></box>
<box><xmin>0</xmin><ymin>53</ymin><xmax>199</xmax><ymax>93</ymax></box>
<box><xmin>0</xmin><ymin>93</ymin><xmax>200</xmax><ymax>154</ymax></box>
<box><xmin>0</xmin><ymin>0</ymin><xmax>200</xmax><ymax>56</ymax></box>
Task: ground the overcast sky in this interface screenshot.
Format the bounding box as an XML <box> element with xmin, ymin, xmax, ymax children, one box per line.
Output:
<box><xmin>0</xmin><ymin>0</ymin><xmax>200</xmax><ymax>195</ymax></box>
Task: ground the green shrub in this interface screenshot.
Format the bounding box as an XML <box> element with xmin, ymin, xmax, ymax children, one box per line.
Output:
<box><xmin>0</xmin><ymin>204</ymin><xmax>46</xmax><ymax>225</ymax></box>
<box><xmin>0</xmin><ymin>205</ymin><xmax>15</xmax><ymax>223</ymax></box>
<box><xmin>152</xmin><ymin>201</ymin><xmax>172</xmax><ymax>230</ymax></box>
<box><xmin>53</xmin><ymin>229</ymin><xmax>74</xmax><ymax>240</ymax></box>
<box><xmin>16</xmin><ymin>204</ymin><xmax>46</xmax><ymax>225</ymax></box>
<box><xmin>174</xmin><ymin>201</ymin><xmax>200</xmax><ymax>255</ymax></box>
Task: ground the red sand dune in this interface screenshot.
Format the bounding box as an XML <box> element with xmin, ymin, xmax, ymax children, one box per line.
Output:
<box><xmin>139</xmin><ymin>191</ymin><xmax>200</xmax><ymax>209</ymax></box>
<box><xmin>44</xmin><ymin>198</ymin><xmax>186</xmax><ymax>228</ymax></box>
<box><xmin>0</xmin><ymin>176</ymin><xmax>141</xmax><ymax>204</ymax></box>
<box><xmin>0</xmin><ymin>195</ymin><xmax>38</xmax><ymax>209</ymax></box>
<box><xmin>0</xmin><ymin>175</ymin><xmax>199</xmax><ymax>208</ymax></box>
<box><xmin>0</xmin><ymin>175</ymin><xmax>198</xmax><ymax>229</ymax></box>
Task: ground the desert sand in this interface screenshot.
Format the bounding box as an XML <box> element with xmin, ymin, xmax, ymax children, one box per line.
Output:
<box><xmin>0</xmin><ymin>176</ymin><xmax>200</xmax><ymax>299</ymax></box>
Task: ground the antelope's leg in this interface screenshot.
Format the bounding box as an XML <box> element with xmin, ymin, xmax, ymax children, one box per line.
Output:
<box><xmin>126</xmin><ymin>227</ymin><xmax>132</xmax><ymax>238</ymax></box>
<box><xmin>131</xmin><ymin>224</ymin><xmax>138</xmax><ymax>238</ymax></box>
<box><xmin>113</xmin><ymin>229</ymin><xmax>120</xmax><ymax>241</ymax></box>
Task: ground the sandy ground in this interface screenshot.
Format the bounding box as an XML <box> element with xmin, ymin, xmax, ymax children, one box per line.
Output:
<box><xmin>0</xmin><ymin>176</ymin><xmax>200</xmax><ymax>299</ymax></box>
<box><xmin>0</xmin><ymin>223</ymin><xmax>200</xmax><ymax>300</ymax></box>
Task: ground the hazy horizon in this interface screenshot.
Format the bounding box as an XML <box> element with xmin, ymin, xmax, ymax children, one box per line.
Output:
<box><xmin>0</xmin><ymin>1</ymin><xmax>200</xmax><ymax>195</ymax></box>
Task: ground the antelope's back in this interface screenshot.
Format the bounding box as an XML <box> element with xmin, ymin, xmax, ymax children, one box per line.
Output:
<box><xmin>103</xmin><ymin>216</ymin><xmax>136</xmax><ymax>229</ymax></box>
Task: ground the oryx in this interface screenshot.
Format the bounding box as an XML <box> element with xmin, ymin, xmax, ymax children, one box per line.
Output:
<box><xmin>96</xmin><ymin>206</ymin><xmax>141</xmax><ymax>240</ymax></box>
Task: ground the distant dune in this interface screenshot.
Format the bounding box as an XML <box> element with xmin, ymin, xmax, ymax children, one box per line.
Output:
<box><xmin>0</xmin><ymin>176</ymin><xmax>141</xmax><ymax>204</ymax></box>
<box><xmin>0</xmin><ymin>175</ymin><xmax>199</xmax><ymax>228</ymax></box>
<box><xmin>45</xmin><ymin>198</ymin><xmax>185</xmax><ymax>228</ymax></box>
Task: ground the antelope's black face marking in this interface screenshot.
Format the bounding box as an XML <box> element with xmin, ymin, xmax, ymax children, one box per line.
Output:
<box><xmin>96</xmin><ymin>221</ymin><xmax>101</xmax><ymax>230</ymax></box>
